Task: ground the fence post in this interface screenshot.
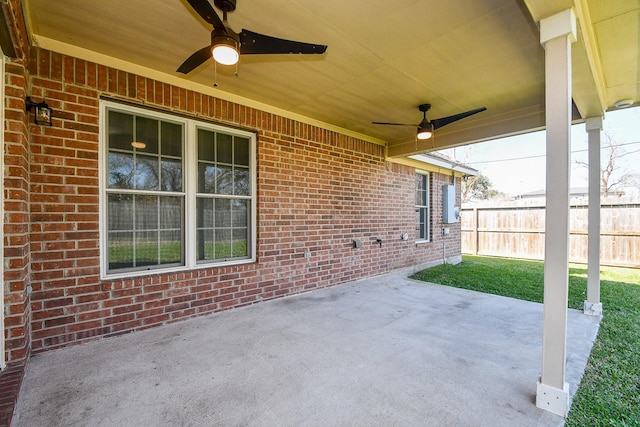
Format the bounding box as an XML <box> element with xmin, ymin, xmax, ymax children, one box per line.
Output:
<box><xmin>473</xmin><ymin>207</ymin><xmax>479</xmax><ymax>255</ymax></box>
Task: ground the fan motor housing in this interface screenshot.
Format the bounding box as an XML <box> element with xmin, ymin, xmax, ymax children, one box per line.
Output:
<box><xmin>214</xmin><ymin>0</ymin><xmax>236</xmax><ymax>12</ymax></box>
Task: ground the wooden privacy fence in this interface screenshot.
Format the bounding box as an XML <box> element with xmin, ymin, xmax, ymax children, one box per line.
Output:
<box><xmin>461</xmin><ymin>201</ymin><xmax>640</xmax><ymax>268</ymax></box>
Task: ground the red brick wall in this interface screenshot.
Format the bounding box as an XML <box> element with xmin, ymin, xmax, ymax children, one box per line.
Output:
<box><xmin>3</xmin><ymin>0</ymin><xmax>32</xmax><ymax>365</ymax></box>
<box><xmin>3</xmin><ymin>60</ymin><xmax>31</xmax><ymax>364</ymax></box>
<box><xmin>5</xmin><ymin>47</ymin><xmax>462</xmax><ymax>355</ymax></box>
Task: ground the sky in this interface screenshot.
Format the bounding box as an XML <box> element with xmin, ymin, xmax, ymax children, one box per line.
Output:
<box><xmin>438</xmin><ymin>107</ymin><xmax>640</xmax><ymax>197</ymax></box>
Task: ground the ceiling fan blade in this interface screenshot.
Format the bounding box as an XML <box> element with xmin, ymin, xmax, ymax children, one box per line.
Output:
<box><xmin>177</xmin><ymin>45</ymin><xmax>213</xmax><ymax>74</ymax></box>
<box><xmin>431</xmin><ymin>107</ymin><xmax>487</xmax><ymax>130</ymax></box>
<box><xmin>372</xmin><ymin>122</ymin><xmax>418</xmax><ymax>126</ymax></box>
<box><xmin>186</xmin><ymin>0</ymin><xmax>225</xmax><ymax>29</ymax></box>
<box><xmin>239</xmin><ymin>29</ymin><xmax>327</xmax><ymax>55</ymax></box>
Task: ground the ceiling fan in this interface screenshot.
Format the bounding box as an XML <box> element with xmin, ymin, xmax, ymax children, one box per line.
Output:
<box><xmin>373</xmin><ymin>104</ymin><xmax>487</xmax><ymax>140</ymax></box>
<box><xmin>177</xmin><ymin>0</ymin><xmax>328</xmax><ymax>74</ymax></box>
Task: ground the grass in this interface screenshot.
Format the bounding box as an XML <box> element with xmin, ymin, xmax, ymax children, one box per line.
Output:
<box><xmin>411</xmin><ymin>255</ymin><xmax>640</xmax><ymax>426</ymax></box>
<box><xmin>108</xmin><ymin>240</ymin><xmax>248</xmax><ymax>265</ymax></box>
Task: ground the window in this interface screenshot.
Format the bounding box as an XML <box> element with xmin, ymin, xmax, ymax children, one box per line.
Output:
<box><xmin>415</xmin><ymin>173</ymin><xmax>430</xmax><ymax>241</ymax></box>
<box><xmin>101</xmin><ymin>101</ymin><xmax>256</xmax><ymax>277</ymax></box>
<box><xmin>195</xmin><ymin>128</ymin><xmax>251</xmax><ymax>262</ymax></box>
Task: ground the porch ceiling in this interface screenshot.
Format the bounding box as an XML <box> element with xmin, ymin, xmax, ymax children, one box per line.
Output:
<box><xmin>22</xmin><ymin>0</ymin><xmax>639</xmax><ymax>157</ymax></box>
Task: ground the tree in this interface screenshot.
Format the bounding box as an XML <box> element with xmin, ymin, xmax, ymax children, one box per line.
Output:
<box><xmin>576</xmin><ymin>132</ymin><xmax>640</xmax><ymax>197</ymax></box>
<box><xmin>462</xmin><ymin>172</ymin><xmax>502</xmax><ymax>202</ymax></box>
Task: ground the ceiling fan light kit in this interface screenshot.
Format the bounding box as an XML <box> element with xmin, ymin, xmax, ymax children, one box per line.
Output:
<box><xmin>211</xmin><ymin>36</ymin><xmax>239</xmax><ymax>65</ymax></box>
<box><xmin>178</xmin><ymin>0</ymin><xmax>327</xmax><ymax>76</ymax></box>
<box><xmin>416</xmin><ymin>130</ymin><xmax>432</xmax><ymax>140</ymax></box>
<box><xmin>416</xmin><ymin>125</ymin><xmax>433</xmax><ymax>140</ymax></box>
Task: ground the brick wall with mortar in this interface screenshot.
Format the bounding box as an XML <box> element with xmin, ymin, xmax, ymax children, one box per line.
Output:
<box><xmin>4</xmin><ymin>59</ymin><xmax>30</xmax><ymax>366</ymax></box>
<box><xmin>5</xmin><ymin>46</ymin><xmax>462</xmax><ymax>356</ymax></box>
<box><xmin>0</xmin><ymin>1</ymin><xmax>35</xmax><ymax>424</ymax></box>
<box><xmin>3</xmin><ymin>0</ymin><xmax>33</xmax><ymax>366</ymax></box>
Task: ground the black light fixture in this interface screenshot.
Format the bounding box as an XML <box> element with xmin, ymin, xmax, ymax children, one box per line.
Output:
<box><xmin>25</xmin><ymin>96</ymin><xmax>53</xmax><ymax>126</ymax></box>
<box><xmin>416</xmin><ymin>121</ymin><xmax>433</xmax><ymax>140</ymax></box>
<box><xmin>416</xmin><ymin>104</ymin><xmax>433</xmax><ymax>140</ymax></box>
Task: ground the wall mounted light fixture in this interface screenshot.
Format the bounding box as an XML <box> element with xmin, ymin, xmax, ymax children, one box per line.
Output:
<box><xmin>25</xmin><ymin>96</ymin><xmax>53</xmax><ymax>126</ymax></box>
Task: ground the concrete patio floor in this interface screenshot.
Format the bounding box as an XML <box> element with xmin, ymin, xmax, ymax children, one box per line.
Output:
<box><xmin>12</xmin><ymin>272</ymin><xmax>600</xmax><ymax>426</ymax></box>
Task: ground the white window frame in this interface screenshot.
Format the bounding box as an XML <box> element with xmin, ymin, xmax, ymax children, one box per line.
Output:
<box><xmin>99</xmin><ymin>100</ymin><xmax>257</xmax><ymax>279</ymax></box>
<box><xmin>415</xmin><ymin>172</ymin><xmax>430</xmax><ymax>243</ymax></box>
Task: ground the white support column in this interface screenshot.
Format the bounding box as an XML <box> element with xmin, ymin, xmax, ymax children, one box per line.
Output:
<box><xmin>536</xmin><ymin>9</ymin><xmax>576</xmax><ymax>417</ymax></box>
<box><xmin>584</xmin><ymin>117</ymin><xmax>603</xmax><ymax>316</ymax></box>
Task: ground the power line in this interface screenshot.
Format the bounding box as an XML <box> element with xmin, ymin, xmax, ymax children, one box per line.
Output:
<box><xmin>463</xmin><ymin>140</ymin><xmax>640</xmax><ymax>166</ymax></box>
<box><xmin>467</xmin><ymin>154</ymin><xmax>544</xmax><ymax>165</ymax></box>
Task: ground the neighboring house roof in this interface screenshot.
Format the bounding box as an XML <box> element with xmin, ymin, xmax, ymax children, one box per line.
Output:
<box><xmin>409</xmin><ymin>153</ymin><xmax>478</xmax><ymax>176</ymax></box>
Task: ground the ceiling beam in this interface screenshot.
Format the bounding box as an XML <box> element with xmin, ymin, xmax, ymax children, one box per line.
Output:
<box><xmin>523</xmin><ymin>0</ymin><xmax>606</xmax><ymax>118</ymax></box>
<box><xmin>572</xmin><ymin>0</ymin><xmax>607</xmax><ymax>113</ymax></box>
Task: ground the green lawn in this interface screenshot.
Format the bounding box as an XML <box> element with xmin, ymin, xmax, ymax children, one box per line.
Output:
<box><xmin>108</xmin><ymin>240</ymin><xmax>248</xmax><ymax>265</ymax></box>
<box><xmin>411</xmin><ymin>255</ymin><xmax>640</xmax><ymax>426</ymax></box>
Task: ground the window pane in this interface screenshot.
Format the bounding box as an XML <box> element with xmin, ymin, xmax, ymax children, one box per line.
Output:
<box><xmin>196</xmin><ymin>197</ymin><xmax>214</xmax><ymax>228</ymax></box>
<box><xmin>136</xmin><ymin>116</ymin><xmax>159</xmax><ymax>154</ymax></box>
<box><xmin>135</xmin><ymin>155</ymin><xmax>159</xmax><ymax>190</ymax></box>
<box><xmin>215</xmin><ymin>229</ymin><xmax>232</xmax><ymax>258</ymax></box>
<box><xmin>108</xmin><ymin>231</ymin><xmax>134</xmax><ymax>270</ymax></box>
<box><xmin>234</xmin><ymin>137</ymin><xmax>249</xmax><ymax>166</ymax></box>
<box><xmin>108</xmin><ymin>194</ymin><xmax>133</xmax><ymax>231</ymax></box>
<box><xmin>199</xmin><ymin>163</ymin><xmax>219</xmax><ymax>194</ymax></box>
<box><xmin>109</xmin><ymin>193</ymin><xmax>184</xmax><ymax>270</ymax></box>
<box><xmin>198</xmin><ymin>129</ymin><xmax>215</xmax><ymax>162</ymax></box>
<box><xmin>232</xmin><ymin>228</ymin><xmax>248</xmax><ymax>257</ymax></box>
<box><xmin>159</xmin><ymin>230</ymin><xmax>182</xmax><ymax>264</ymax></box>
<box><xmin>161</xmin><ymin>158</ymin><xmax>183</xmax><ymax>192</ymax></box>
<box><xmin>232</xmin><ymin>199</ymin><xmax>248</xmax><ymax>227</ymax></box>
<box><xmin>215</xmin><ymin>199</ymin><xmax>231</xmax><ymax>227</ymax></box>
<box><xmin>196</xmin><ymin>229</ymin><xmax>214</xmax><ymax>261</ymax></box>
<box><xmin>234</xmin><ymin>168</ymin><xmax>250</xmax><ymax>196</ymax></box>
<box><xmin>160</xmin><ymin>196</ymin><xmax>182</xmax><ymax>229</ymax></box>
<box><xmin>108</xmin><ymin>152</ymin><xmax>134</xmax><ymax>189</ymax></box>
<box><xmin>216</xmin><ymin>164</ymin><xmax>233</xmax><ymax>194</ymax></box>
<box><xmin>136</xmin><ymin>230</ymin><xmax>158</xmax><ymax>266</ymax></box>
<box><xmin>416</xmin><ymin>174</ymin><xmax>425</xmax><ymax>206</ymax></box>
<box><xmin>109</xmin><ymin>111</ymin><xmax>133</xmax><ymax>151</ymax></box>
<box><xmin>196</xmin><ymin>197</ymin><xmax>215</xmax><ymax>262</ymax></box>
<box><xmin>419</xmin><ymin>208</ymin><xmax>428</xmax><ymax>239</ymax></box>
<box><xmin>161</xmin><ymin>122</ymin><xmax>182</xmax><ymax>157</ymax></box>
<box><xmin>136</xmin><ymin>195</ymin><xmax>158</xmax><ymax>230</ymax></box>
<box><xmin>217</xmin><ymin>133</ymin><xmax>233</xmax><ymax>164</ymax></box>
